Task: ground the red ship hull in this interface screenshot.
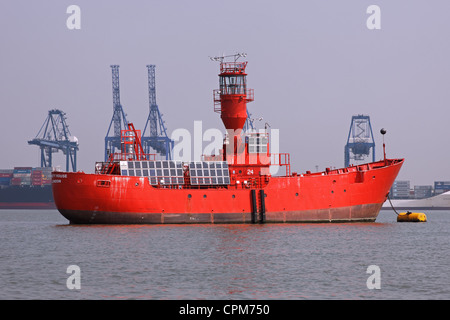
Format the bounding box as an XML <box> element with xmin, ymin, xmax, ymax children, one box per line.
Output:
<box><xmin>52</xmin><ymin>159</ymin><xmax>403</xmax><ymax>224</ymax></box>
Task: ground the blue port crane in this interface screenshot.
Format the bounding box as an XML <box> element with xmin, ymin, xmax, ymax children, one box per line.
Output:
<box><xmin>141</xmin><ymin>65</ymin><xmax>174</xmax><ymax>159</ymax></box>
<box><xmin>344</xmin><ymin>114</ymin><xmax>375</xmax><ymax>167</ymax></box>
<box><xmin>105</xmin><ymin>65</ymin><xmax>129</xmax><ymax>161</ymax></box>
<box><xmin>243</xmin><ymin>109</ymin><xmax>256</xmax><ymax>132</ymax></box>
<box><xmin>28</xmin><ymin>109</ymin><xmax>79</xmax><ymax>172</ymax></box>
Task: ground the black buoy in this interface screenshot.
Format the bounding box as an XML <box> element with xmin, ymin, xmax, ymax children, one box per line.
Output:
<box><xmin>380</xmin><ymin>128</ymin><xmax>387</xmax><ymax>164</ymax></box>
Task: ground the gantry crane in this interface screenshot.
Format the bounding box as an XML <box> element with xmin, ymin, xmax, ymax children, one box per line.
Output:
<box><xmin>28</xmin><ymin>109</ymin><xmax>79</xmax><ymax>172</ymax></box>
<box><xmin>105</xmin><ymin>65</ymin><xmax>129</xmax><ymax>161</ymax></box>
<box><xmin>141</xmin><ymin>65</ymin><xmax>174</xmax><ymax>159</ymax></box>
<box><xmin>344</xmin><ymin>114</ymin><xmax>375</xmax><ymax>167</ymax></box>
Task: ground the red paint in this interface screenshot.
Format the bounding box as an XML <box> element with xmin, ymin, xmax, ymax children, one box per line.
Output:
<box><xmin>52</xmin><ymin>57</ymin><xmax>404</xmax><ymax>224</ymax></box>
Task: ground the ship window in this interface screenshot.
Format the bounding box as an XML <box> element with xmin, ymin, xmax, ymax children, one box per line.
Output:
<box><xmin>149</xmin><ymin>169</ymin><xmax>156</xmax><ymax>177</ymax></box>
<box><xmin>129</xmin><ymin>170</ymin><xmax>135</xmax><ymax>176</ymax></box>
<box><xmin>122</xmin><ymin>170</ymin><xmax>128</xmax><ymax>176</ymax></box>
<box><xmin>143</xmin><ymin>169</ymin><xmax>148</xmax><ymax>176</ymax></box>
<box><xmin>149</xmin><ymin>162</ymin><xmax>155</xmax><ymax>168</ymax></box>
<box><xmin>156</xmin><ymin>161</ymin><xmax>162</xmax><ymax>168</ymax></box>
<box><xmin>142</xmin><ymin>162</ymin><xmax>148</xmax><ymax>169</ymax></box>
<box><xmin>135</xmin><ymin>162</ymin><xmax>141</xmax><ymax>169</ymax></box>
<box><xmin>178</xmin><ymin>178</ymin><xmax>184</xmax><ymax>184</ymax></box>
<box><xmin>220</xmin><ymin>75</ymin><xmax>246</xmax><ymax>95</ymax></box>
<box><xmin>128</xmin><ymin>162</ymin><xmax>134</xmax><ymax>169</ymax></box>
<box><xmin>136</xmin><ymin>170</ymin><xmax>142</xmax><ymax>176</ymax></box>
<box><xmin>163</xmin><ymin>161</ymin><xmax>169</xmax><ymax>169</ymax></box>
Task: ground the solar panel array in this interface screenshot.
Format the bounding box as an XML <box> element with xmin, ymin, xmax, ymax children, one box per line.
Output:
<box><xmin>119</xmin><ymin>160</ymin><xmax>230</xmax><ymax>186</ymax></box>
<box><xmin>120</xmin><ymin>160</ymin><xmax>184</xmax><ymax>185</ymax></box>
<box><xmin>248</xmin><ymin>134</ymin><xmax>268</xmax><ymax>153</ymax></box>
<box><xmin>189</xmin><ymin>161</ymin><xmax>230</xmax><ymax>185</ymax></box>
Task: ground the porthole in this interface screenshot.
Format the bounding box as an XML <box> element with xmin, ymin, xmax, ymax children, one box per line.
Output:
<box><xmin>188</xmin><ymin>194</ymin><xmax>192</xmax><ymax>199</ymax></box>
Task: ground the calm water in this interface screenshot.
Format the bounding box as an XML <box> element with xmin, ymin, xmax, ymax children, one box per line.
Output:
<box><xmin>0</xmin><ymin>209</ymin><xmax>448</xmax><ymax>300</ymax></box>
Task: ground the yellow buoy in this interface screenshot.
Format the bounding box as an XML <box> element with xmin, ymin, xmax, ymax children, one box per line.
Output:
<box><xmin>397</xmin><ymin>211</ymin><xmax>427</xmax><ymax>222</ymax></box>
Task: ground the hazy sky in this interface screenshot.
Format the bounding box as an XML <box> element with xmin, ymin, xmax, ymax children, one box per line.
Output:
<box><xmin>1</xmin><ymin>0</ymin><xmax>449</xmax><ymax>187</ymax></box>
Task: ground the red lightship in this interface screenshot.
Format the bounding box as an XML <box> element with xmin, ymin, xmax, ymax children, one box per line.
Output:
<box><xmin>52</xmin><ymin>55</ymin><xmax>403</xmax><ymax>224</ymax></box>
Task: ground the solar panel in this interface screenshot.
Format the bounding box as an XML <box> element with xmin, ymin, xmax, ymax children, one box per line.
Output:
<box><xmin>120</xmin><ymin>160</ymin><xmax>185</xmax><ymax>185</ymax></box>
<box><xmin>189</xmin><ymin>161</ymin><xmax>230</xmax><ymax>185</ymax></box>
<box><xmin>248</xmin><ymin>134</ymin><xmax>269</xmax><ymax>154</ymax></box>
<box><xmin>119</xmin><ymin>160</ymin><xmax>229</xmax><ymax>186</ymax></box>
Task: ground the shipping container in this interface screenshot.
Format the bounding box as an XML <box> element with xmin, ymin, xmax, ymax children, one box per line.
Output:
<box><xmin>13</xmin><ymin>167</ymin><xmax>32</xmax><ymax>174</ymax></box>
<box><xmin>0</xmin><ymin>177</ymin><xmax>11</xmax><ymax>186</ymax></box>
<box><xmin>10</xmin><ymin>178</ymin><xmax>22</xmax><ymax>186</ymax></box>
<box><xmin>13</xmin><ymin>173</ymin><xmax>31</xmax><ymax>178</ymax></box>
<box><xmin>434</xmin><ymin>181</ymin><xmax>450</xmax><ymax>190</ymax></box>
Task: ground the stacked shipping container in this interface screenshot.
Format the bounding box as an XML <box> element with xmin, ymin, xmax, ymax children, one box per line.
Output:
<box><xmin>0</xmin><ymin>167</ymin><xmax>53</xmax><ymax>187</ymax></box>
<box><xmin>0</xmin><ymin>170</ymin><xmax>13</xmax><ymax>186</ymax></box>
